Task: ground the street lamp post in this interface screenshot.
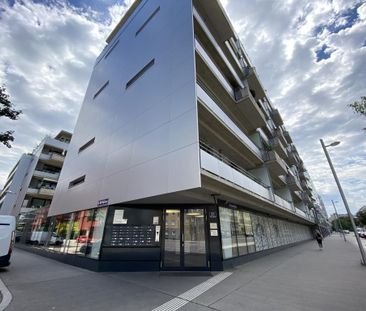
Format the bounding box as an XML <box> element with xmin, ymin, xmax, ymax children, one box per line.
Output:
<box><xmin>320</xmin><ymin>139</ymin><xmax>366</xmax><ymax>265</ymax></box>
<box><xmin>331</xmin><ymin>200</ymin><xmax>346</xmax><ymax>242</ymax></box>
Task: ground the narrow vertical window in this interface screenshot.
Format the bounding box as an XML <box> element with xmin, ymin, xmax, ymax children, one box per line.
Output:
<box><xmin>79</xmin><ymin>137</ymin><xmax>95</xmax><ymax>153</ymax></box>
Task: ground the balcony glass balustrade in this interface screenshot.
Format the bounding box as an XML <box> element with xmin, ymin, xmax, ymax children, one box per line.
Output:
<box><xmin>197</xmin><ymin>84</ymin><xmax>262</xmax><ymax>159</ymax></box>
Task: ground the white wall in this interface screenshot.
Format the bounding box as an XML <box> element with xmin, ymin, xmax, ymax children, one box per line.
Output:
<box><xmin>49</xmin><ymin>0</ymin><xmax>200</xmax><ymax>216</ymax></box>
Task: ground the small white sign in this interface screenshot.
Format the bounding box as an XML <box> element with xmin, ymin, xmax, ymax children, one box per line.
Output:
<box><xmin>113</xmin><ymin>210</ymin><xmax>125</xmax><ymax>224</ymax></box>
<box><xmin>210</xmin><ymin>223</ymin><xmax>218</xmax><ymax>230</ymax></box>
<box><xmin>153</xmin><ymin>216</ymin><xmax>159</xmax><ymax>225</ymax></box>
<box><xmin>210</xmin><ymin>229</ymin><xmax>218</xmax><ymax>237</ymax></box>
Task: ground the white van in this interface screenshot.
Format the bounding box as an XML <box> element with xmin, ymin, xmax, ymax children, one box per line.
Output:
<box><xmin>0</xmin><ymin>215</ymin><xmax>16</xmax><ymax>267</ymax></box>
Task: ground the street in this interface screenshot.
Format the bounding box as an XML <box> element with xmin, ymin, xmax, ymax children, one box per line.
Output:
<box><xmin>1</xmin><ymin>235</ymin><xmax>366</xmax><ymax>311</ymax></box>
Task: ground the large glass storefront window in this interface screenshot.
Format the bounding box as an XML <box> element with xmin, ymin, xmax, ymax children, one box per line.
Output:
<box><xmin>219</xmin><ymin>207</ymin><xmax>238</xmax><ymax>259</ymax></box>
<box><xmin>234</xmin><ymin>210</ymin><xmax>248</xmax><ymax>256</ymax></box>
<box><xmin>243</xmin><ymin>212</ymin><xmax>255</xmax><ymax>253</ymax></box>
<box><xmin>87</xmin><ymin>207</ymin><xmax>107</xmax><ymax>259</ymax></box>
<box><xmin>36</xmin><ymin>207</ymin><xmax>107</xmax><ymax>259</ymax></box>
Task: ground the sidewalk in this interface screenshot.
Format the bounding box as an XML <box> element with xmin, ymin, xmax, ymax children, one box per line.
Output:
<box><xmin>0</xmin><ymin>235</ymin><xmax>365</xmax><ymax>311</ymax></box>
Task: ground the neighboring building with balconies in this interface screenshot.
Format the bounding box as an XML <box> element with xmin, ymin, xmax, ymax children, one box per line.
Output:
<box><xmin>0</xmin><ymin>130</ymin><xmax>72</xmax><ymax>217</ymax></box>
<box><xmin>38</xmin><ymin>0</ymin><xmax>322</xmax><ymax>271</ymax></box>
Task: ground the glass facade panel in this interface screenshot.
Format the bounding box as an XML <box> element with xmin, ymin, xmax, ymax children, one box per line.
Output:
<box><xmin>47</xmin><ymin>214</ymin><xmax>72</xmax><ymax>253</ymax></box>
<box><xmin>243</xmin><ymin>212</ymin><xmax>255</xmax><ymax>253</ymax></box>
<box><xmin>75</xmin><ymin>210</ymin><xmax>94</xmax><ymax>256</ymax></box>
<box><xmin>219</xmin><ymin>207</ymin><xmax>238</xmax><ymax>259</ymax></box>
<box><xmin>164</xmin><ymin>209</ymin><xmax>181</xmax><ymax>267</ymax></box>
<box><xmin>234</xmin><ymin>210</ymin><xmax>248</xmax><ymax>256</ymax></box>
<box><xmin>86</xmin><ymin>207</ymin><xmax>107</xmax><ymax>259</ymax></box>
<box><xmin>184</xmin><ymin>209</ymin><xmax>207</xmax><ymax>267</ymax></box>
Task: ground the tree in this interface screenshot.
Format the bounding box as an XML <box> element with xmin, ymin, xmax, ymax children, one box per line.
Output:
<box><xmin>0</xmin><ymin>85</ymin><xmax>22</xmax><ymax>148</ymax></box>
<box><xmin>349</xmin><ymin>96</ymin><xmax>366</xmax><ymax>116</ymax></box>
<box><xmin>356</xmin><ymin>208</ymin><xmax>366</xmax><ymax>226</ymax></box>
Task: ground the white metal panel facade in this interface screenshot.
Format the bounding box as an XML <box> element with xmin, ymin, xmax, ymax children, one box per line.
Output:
<box><xmin>49</xmin><ymin>0</ymin><xmax>199</xmax><ymax>216</ymax></box>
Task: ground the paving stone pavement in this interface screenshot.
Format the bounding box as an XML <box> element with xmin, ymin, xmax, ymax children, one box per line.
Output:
<box><xmin>0</xmin><ymin>235</ymin><xmax>365</xmax><ymax>311</ymax></box>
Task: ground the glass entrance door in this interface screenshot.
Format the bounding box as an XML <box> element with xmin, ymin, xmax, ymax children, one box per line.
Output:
<box><xmin>163</xmin><ymin>208</ymin><xmax>208</xmax><ymax>270</ymax></box>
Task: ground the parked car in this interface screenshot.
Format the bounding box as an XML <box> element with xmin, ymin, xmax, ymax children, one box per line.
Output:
<box><xmin>30</xmin><ymin>231</ymin><xmax>63</xmax><ymax>245</ymax></box>
<box><xmin>75</xmin><ymin>235</ymin><xmax>91</xmax><ymax>243</ymax></box>
<box><xmin>359</xmin><ymin>230</ymin><xmax>366</xmax><ymax>238</ymax></box>
<box><xmin>0</xmin><ymin>215</ymin><xmax>16</xmax><ymax>267</ymax></box>
<box><xmin>342</xmin><ymin>230</ymin><xmax>350</xmax><ymax>234</ymax></box>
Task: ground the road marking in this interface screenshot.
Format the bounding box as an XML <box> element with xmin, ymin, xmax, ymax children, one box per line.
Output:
<box><xmin>151</xmin><ymin>272</ymin><xmax>232</xmax><ymax>311</ymax></box>
<box><xmin>0</xmin><ymin>276</ymin><xmax>12</xmax><ymax>311</ymax></box>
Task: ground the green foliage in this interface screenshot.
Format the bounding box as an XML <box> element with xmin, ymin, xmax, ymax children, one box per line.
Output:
<box><xmin>356</xmin><ymin>209</ymin><xmax>366</xmax><ymax>226</ymax></box>
<box><xmin>349</xmin><ymin>96</ymin><xmax>366</xmax><ymax>116</ymax></box>
<box><xmin>0</xmin><ymin>85</ymin><xmax>22</xmax><ymax>148</ymax></box>
<box><xmin>331</xmin><ymin>216</ymin><xmax>354</xmax><ymax>231</ymax></box>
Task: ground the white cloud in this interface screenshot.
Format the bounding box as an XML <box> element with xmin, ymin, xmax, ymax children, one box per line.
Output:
<box><xmin>0</xmin><ymin>0</ymin><xmax>131</xmax><ymax>188</ymax></box>
<box><xmin>222</xmin><ymin>0</ymin><xmax>366</xmax><ymax>215</ymax></box>
<box><xmin>1</xmin><ymin>0</ymin><xmax>365</xmax><ymax>218</ymax></box>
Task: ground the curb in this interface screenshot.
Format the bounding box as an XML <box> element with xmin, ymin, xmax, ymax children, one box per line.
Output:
<box><xmin>0</xmin><ymin>276</ymin><xmax>12</xmax><ymax>311</ymax></box>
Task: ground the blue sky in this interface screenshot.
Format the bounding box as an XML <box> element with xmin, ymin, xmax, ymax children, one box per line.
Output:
<box><xmin>1</xmin><ymin>0</ymin><xmax>366</xmax><ymax>217</ymax></box>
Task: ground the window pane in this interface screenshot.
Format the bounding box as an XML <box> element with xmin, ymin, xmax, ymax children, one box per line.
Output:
<box><xmin>47</xmin><ymin>214</ymin><xmax>72</xmax><ymax>253</ymax></box>
<box><xmin>219</xmin><ymin>207</ymin><xmax>238</xmax><ymax>259</ymax></box>
<box><xmin>75</xmin><ymin>210</ymin><xmax>94</xmax><ymax>256</ymax></box>
<box><xmin>243</xmin><ymin>212</ymin><xmax>256</xmax><ymax>253</ymax></box>
<box><xmin>86</xmin><ymin>207</ymin><xmax>107</xmax><ymax>259</ymax></box>
<box><xmin>234</xmin><ymin>210</ymin><xmax>248</xmax><ymax>256</ymax></box>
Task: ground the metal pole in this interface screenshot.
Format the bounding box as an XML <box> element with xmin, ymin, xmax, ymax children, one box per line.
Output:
<box><xmin>332</xmin><ymin>200</ymin><xmax>346</xmax><ymax>242</ymax></box>
<box><xmin>320</xmin><ymin>139</ymin><xmax>366</xmax><ymax>265</ymax></box>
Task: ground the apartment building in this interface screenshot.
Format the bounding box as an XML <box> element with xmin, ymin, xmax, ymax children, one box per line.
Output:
<box><xmin>0</xmin><ymin>130</ymin><xmax>72</xmax><ymax>217</ymax></box>
<box><xmin>40</xmin><ymin>0</ymin><xmax>321</xmax><ymax>271</ymax></box>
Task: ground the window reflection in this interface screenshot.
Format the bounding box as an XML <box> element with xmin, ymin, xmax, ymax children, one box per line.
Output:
<box><xmin>219</xmin><ymin>207</ymin><xmax>238</xmax><ymax>259</ymax></box>
<box><xmin>87</xmin><ymin>207</ymin><xmax>107</xmax><ymax>259</ymax></box>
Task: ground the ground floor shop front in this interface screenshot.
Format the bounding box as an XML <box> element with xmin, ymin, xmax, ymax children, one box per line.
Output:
<box><xmin>16</xmin><ymin>202</ymin><xmax>314</xmax><ymax>271</ymax></box>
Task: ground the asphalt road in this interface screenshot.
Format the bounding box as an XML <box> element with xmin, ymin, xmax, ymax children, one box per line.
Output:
<box><xmin>1</xmin><ymin>235</ymin><xmax>366</xmax><ymax>311</ymax></box>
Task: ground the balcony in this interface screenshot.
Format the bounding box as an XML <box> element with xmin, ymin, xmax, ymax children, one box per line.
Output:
<box><xmin>246</xmin><ymin>67</ymin><xmax>266</xmax><ymax>100</ymax></box>
<box><xmin>234</xmin><ymin>86</ymin><xmax>267</xmax><ymax>131</ymax></box>
<box><xmin>283</xmin><ymin>129</ymin><xmax>293</xmax><ymax>144</ymax></box>
<box><xmin>269</xmin><ymin>137</ymin><xmax>288</xmax><ymax>159</ymax></box>
<box><xmin>292</xmin><ymin>190</ymin><xmax>303</xmax><ymax>203</ymax></box>
<box><xmin>200</xmin><ymin>144</ymin><xmax>271</xmax><ymax>199</ymax></box>
<box><xmin>287</xmin><ymin>175</ymin><xmax>302</xmax><ymax>192</ymax></box>
<box><xmin>301</xmin><ymin>180</ymin><xmax>312</xmax><ymax>191</ymax></box>
<box><xmin>295</xmin><ymin>208</ymin><xmax>307</xmax><ymax>218</ymax></box>
<box><xmin>27</xmin><ymin>187</ymin><xmax>55</xmax><ymax>198</ymax></box>
<box><xmin>270</xmin><ymin>109</ymin><xmax>284</xmax><ymax>126</ymax></box>
<box><xmin>299</xmin><ymin>171</ymin><xmax>308</xmax><ymax>181</ymax></box>
<box><xmin>33</xmin><ymin>170</ymin><xmax>60</xmax><ymax>181</ymax></box>
<box><xmin>287</xmin><ymin>150</ymin><xmax>301</xmax><ymax>166</ymax></box>
<box><xmin>264</xmin><ymin>151</ymin><xmax>288</xmax><ymax>177</ymax></box>
<box><xmin>39</xmin><ymin>152</ymin><xmax>65</xmax><ymax>167</ymax></box>
<box><xmin>197</xmin><ymin>85</ymin><xmax>263</xmax><ymax>167</ymax></box>
<box><xmin>274</xmin><ymin>127</ymin><xmax>287</xmax><ymax>146</ymax></box>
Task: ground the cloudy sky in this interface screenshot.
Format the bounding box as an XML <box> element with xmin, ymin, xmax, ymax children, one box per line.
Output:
<box><xmin>0</xmin><ymin>0</ymin><xmax>365</xmax><ymax>216</ymax></box>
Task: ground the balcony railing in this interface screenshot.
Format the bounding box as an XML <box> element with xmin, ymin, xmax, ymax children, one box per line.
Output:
<box><xmin>33</xmin><ymin>170</ymin><xmax>60</xmax><ymax>181</ymax></box>
<box><xmin>295</xmin><ymin>208</ymin><xmax>307</xmax><ymax>218</ymax></box>
<box><xmin>271</xmin><ymin>109</ymin><xmax>284</xmax><ymax>126</ymax></box>
<box><xmin>195</xmin><ymin>39</ymin><xmax>234</xmax><ymax>98</ymax></box>
<box><xmin>264</xmin><ymin>150</ymin><xmax>288</xmax><ymax>176</ymax></box>
<box><xmin>287</xmin><ymin>175</ymin><xmax>302</xmax><ymax>192</ymax></box>
<box><xmin>27</xmin><ymin>187</ymin><xmax>55</xmax><ymax>197</ymax></box>
<box><xmin>197</xmin><ymin>84</ymin><xmax>262</xmax><ymax>159</ymax></box>
<box><xmin>200</xmin><ymin>142</ymin><xmax>271</xmax><ymax>199</ymax></box>
<box><xmin>269</xmin><ymin>137</ymin><xmax>288</xmax><ymax>159</ymax></box>
<box><xmin>40</xmin><ymin>152</ymin><xmax>65</xmax><ymax>163</ymax></box>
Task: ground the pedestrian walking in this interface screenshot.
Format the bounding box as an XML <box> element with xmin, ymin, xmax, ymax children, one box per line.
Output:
<box><xmin>314</xmin><ymin>229</ymin><xmax>323</xmax><ymax>249</ymax></box>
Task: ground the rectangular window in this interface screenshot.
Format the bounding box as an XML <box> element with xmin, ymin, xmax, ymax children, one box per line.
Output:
<box><xmin>104</xmin><ymin>40</ymin><xmax>120</xmax><ymax>59</ymax></box>
<box><xmin>125</xmin><ymin>59</ymin><xmax>155</xmax><ymax>89</ymax></box>
<box><xmin>135</xmin><ymin>6</ymin><xmax>160</xmax><ymax>36</ymax></box>
<box><xmin>79</xmin><ymin>137</ymin><xmax>95</xmax><ymax>153</ymax></box>
<box><xmin>93</xmin><ymin>81</ymin><xmax>109</xmax><ymax>99</ymax></box>
<box><xmin>69</xmin><ymin>175</ymin><xmax>85</xmax><ymax>188</ymax></box>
